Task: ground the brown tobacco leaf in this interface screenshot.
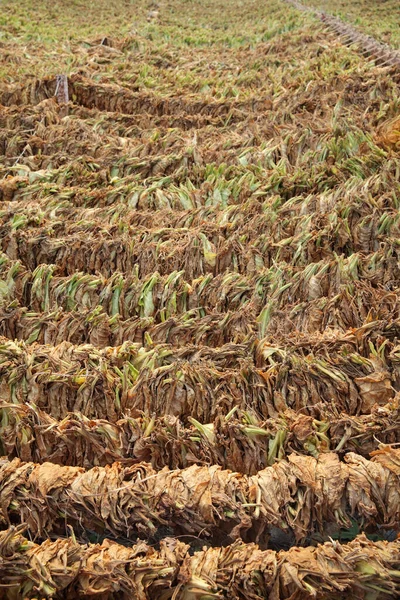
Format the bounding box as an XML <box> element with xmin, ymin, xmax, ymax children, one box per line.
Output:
<box><xmin>345</xmin><ymin>453</ymin><xmax>387</xmax><ymax>520</ymax></box>
<box><xmin>376</xmin><ymin>115</ymin><xmax>400</xmax><ymax>150</ymax></box>
<box><xmin>28</xmin><ymin>461</ymin><xmax>83</xmax><ymax>496</ymax></box>
<box><xmin>354</xmin><ymin>370</ymin><xmax>393</xmax><ymax>413</ymax></box>
<box><xmin>0</xmin><ymin>176</ymin><xmax>25</xmax><ymax>202</ymax></box>
<box><xmin>79</xmin><ymin>539</ymin><xmax>153</xmax><ymax>596</ymax></box>
<box><xmin>0</xmin><ymin>459</ymin><xmax>34</xmax><ymax>526</ymax></box>
<box><xmin>345</xmin><ymin>449</ymin><xmax>400</xmax><ymax>525</ymax></box>
<box><xmin>289</xmin><ymin>414</ymin><xmax>314</xmax><ymax>441</ymax></box>
<box><xmin>289</xmin><ymin>453</ymin><xmax>348</xmax><ymax>531</ymax></box>
<box><xmin>30</xmin><ymin>537</ymin><xmax>82</xmax><ymax>594</ymax></box>
<box><xmin>370</xmin><ymin>446</ymin><xmax>400</xmax><ymax>476</ymax></box>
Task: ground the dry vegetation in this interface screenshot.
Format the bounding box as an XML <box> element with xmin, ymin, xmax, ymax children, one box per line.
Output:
<box><xmin>0</xmin><ymin>0</ymin><xmax>400</xmax><ymax>597</ymax></box>
<box><xmin>301</xmin><ymin>0</ymin><xmax>400</xmax><ymax>49</ymax></box>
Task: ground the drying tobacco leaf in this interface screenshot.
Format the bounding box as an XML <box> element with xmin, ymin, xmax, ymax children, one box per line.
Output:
<box><xmin>0</xmin><ymin>449</ymin><xmax>399</xmax><ymax>545</ymax></box>
<box><xmin>1</xmin><ymin>0</ymin><xmax>400</xmax><ymax>596</ymax></box>
<box><xmin>0</xmin><ymin>527</ymin><xmax>399</xmax><ymax>599</ymax></box>
<box><xmin>0</xmin><ymin>402</ymin><xmax>398</xmax><ymax>472</ymax></box>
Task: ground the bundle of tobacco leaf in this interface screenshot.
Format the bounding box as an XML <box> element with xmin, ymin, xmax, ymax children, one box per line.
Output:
<box><xmin>2</xmin><ymin>248</ymin><xmax>400</xmax><ymax>328</ymax></box>
<box><xmin>0</xmin><ymin>447</ymin><xmax>398</xmax><ymax>545</ymax></box>
<box><xmin>1</xmin><ymin>403</ymin><xmax>398</xmax><ymax>472</ymax></box>
<box><xmin>0</xmin><ymin>335</ymin><xmax>396</xmax><ymax>421</ymax></box>
<box><xmin>0</xmin><ymin>527</ymin><xmax>398</xmax><ymax>599</ymax></box>
<box><xmin>3</xmin><ymin>181</ymin><xmax>400</xmax><ymax>279</ymax></box>
<box><xmin>0</xmin><ymin>305</ymin><xmax>257</xmax><ymax>347</ymax></box>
